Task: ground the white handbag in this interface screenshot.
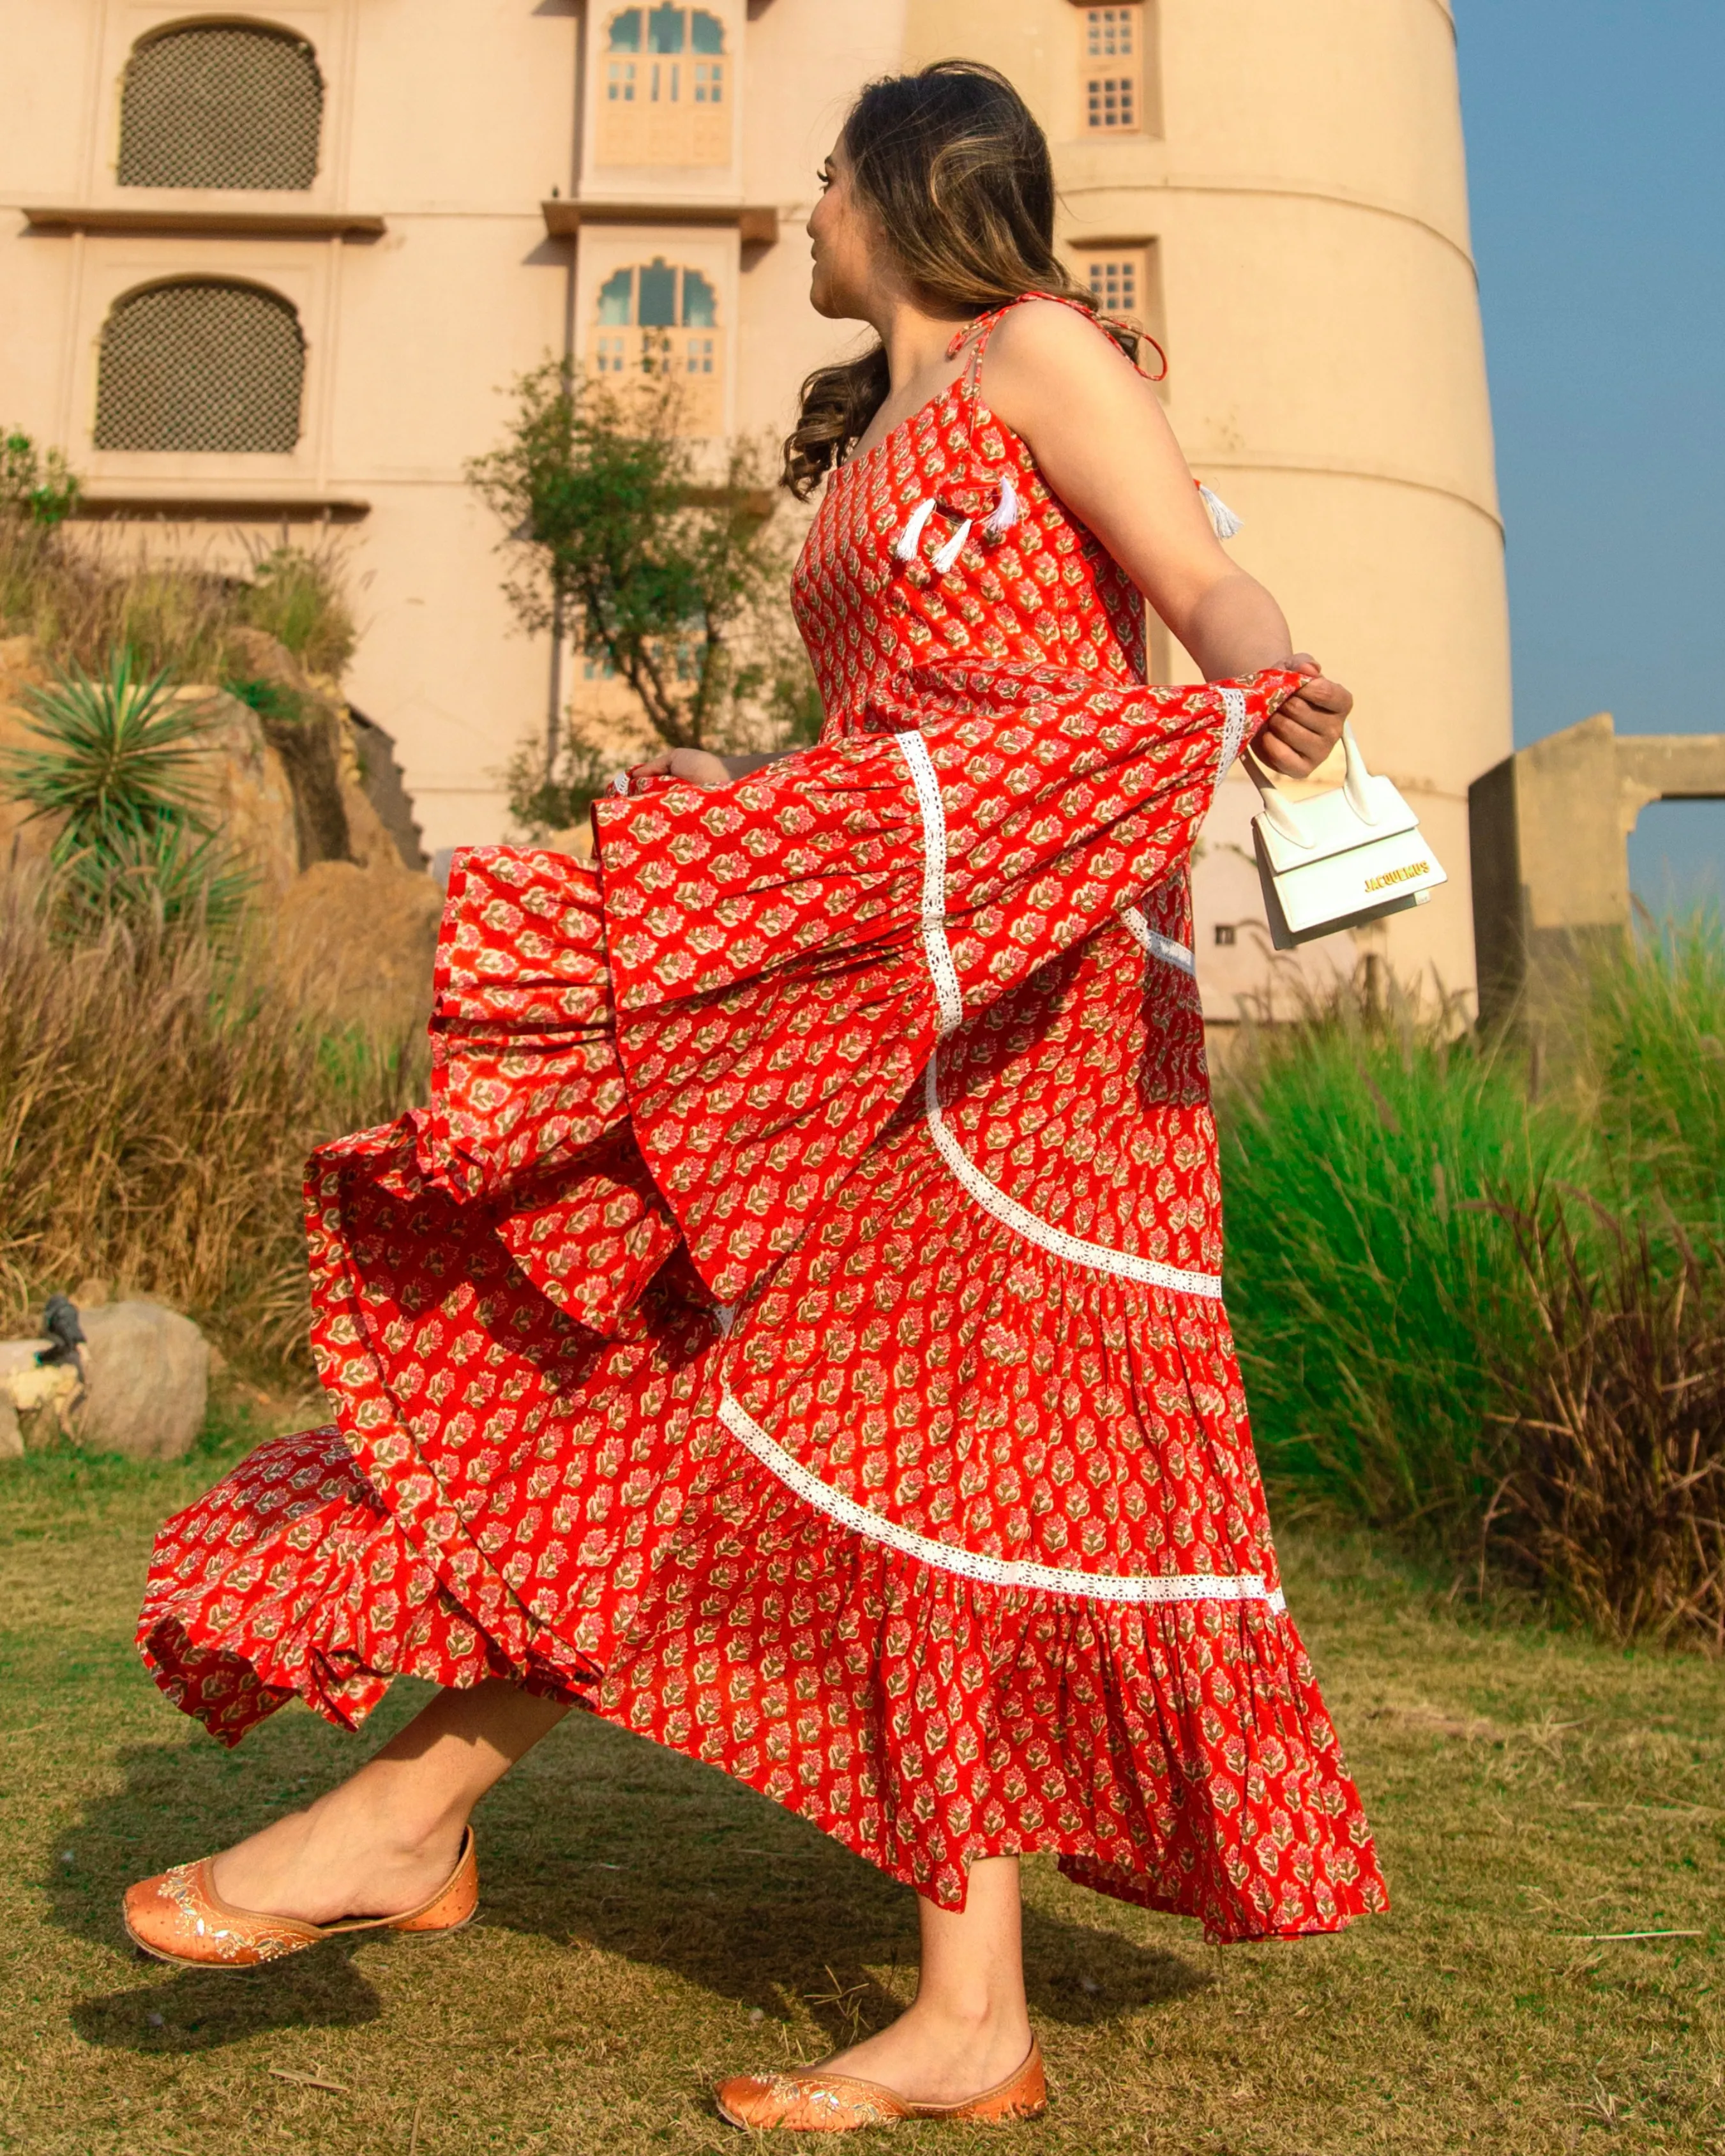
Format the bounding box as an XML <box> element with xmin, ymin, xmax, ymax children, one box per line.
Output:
<box><xmin>1247</xmin><ymin>721</ymin><xmax>1446</xmax><ymax>949</ymax></box>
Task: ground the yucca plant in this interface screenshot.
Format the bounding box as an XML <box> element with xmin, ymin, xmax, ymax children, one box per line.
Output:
<box><xmin>55</xmin><ymin>820</ymin><xmax>255</xmax><ymax>940</ymax></box>
<box><xmin>0</xmin><ymin>649</ymin><xmax>252</xmax><ymax>935</ymax></box>
<box><xmin>3</xmin><ymin>649</ymin><xmax>206</xmax><ymax>846</ymax></box>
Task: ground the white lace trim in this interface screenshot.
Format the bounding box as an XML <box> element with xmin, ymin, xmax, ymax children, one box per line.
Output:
<box><xmin>1120</xmin><ymin>908</ymin><xmax>1195</xmax><ymax>976</ymax></box>
<box><xmin>718</xmin><ymin>1391</ymin><xmax>1285</xmax><ymax>1611</ymax></box>
<box><xmin>921</xmin><ymin>1055</ymin><xmax>1223</xmax><ymax>1298</ymax></box>
<box><xmin>1217</xmin><ymin>684</ymin><xmax>1250</xmax><ymax>776</ymax></box>
<box><xmin>893</xmin><ymin>729</ymin><xmax>964</xmax><ymax>1036</ymax></box>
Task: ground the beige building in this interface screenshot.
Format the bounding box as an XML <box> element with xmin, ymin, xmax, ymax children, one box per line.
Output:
<box><xmin>1</xmin><ymin>0</ymin><xmax>1508</xmax><ymax>1011</ymax></box>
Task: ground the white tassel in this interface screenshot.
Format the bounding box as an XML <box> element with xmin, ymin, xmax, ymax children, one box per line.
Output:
<box><xmin>931</xmin><ymin>518</ymin><xmax>972</xmax><ymax>575</ymax></box>
<box><xmin>1200</xmin><ymin>483</ymin><xmax>1243</xmax><ymax>541</ymax></box>
<box><xmin>893</xmin><ymin>496</ymin><xmax>937</xmax><ymax>562</ymax></box>
<box><xmin>982</xmin><ymin>474</ymin><xmax>1020</xmax><ymax>538</ymax></box>
<box><xmin>610</xmin><ymin>770</ymin><xmax>631</xmax><ymax>795</ymax></box>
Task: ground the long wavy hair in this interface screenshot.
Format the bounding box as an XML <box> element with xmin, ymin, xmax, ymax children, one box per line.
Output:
<box><xmin>781</xmin><ymin>62</ymin><xmax>1155</xmax><ymax>499</ymax></box>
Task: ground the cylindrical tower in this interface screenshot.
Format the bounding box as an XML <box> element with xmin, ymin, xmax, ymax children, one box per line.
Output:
<box><xmin>906</xmin><ymin>0</ymin><xmax>1510</xmax><ymax>1013</ymax></box>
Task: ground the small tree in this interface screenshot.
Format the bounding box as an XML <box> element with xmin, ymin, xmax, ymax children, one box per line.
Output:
<box><xmin>1</xmin><ymin>430</ymin><xmax>80</xmax><ymax>527</ymax></box>
<box><xmin>469</xmin><ymin>356</ymin><xmax>817</xmax><ymax>825</ymax></box>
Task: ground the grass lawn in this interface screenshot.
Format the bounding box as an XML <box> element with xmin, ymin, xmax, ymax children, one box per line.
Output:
<box><xmin>2</xmin><ymin>1397</ymin><xmax>1721</xmax><ymax>2156</ymax></box>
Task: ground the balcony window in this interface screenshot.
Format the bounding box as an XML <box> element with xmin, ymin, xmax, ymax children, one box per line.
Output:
<box><xmin>589</xmin><ymin>259</ymin><xmax>723</xmax><ymax>433</ymax></box>
<box><xmin>599</xmin><ymin>6</ymin><xmax>729</xmax><ymax>165</ymax></box>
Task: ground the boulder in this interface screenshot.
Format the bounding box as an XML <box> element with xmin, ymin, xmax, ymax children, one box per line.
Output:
<box><xmin>0</xmin><ymin>635</ymin><xmax>57</xmax><ymax>873</ymax></box>
<box><xmin>0</xmin><ymin>1336</ymin><xmax>82</xmax><ymax>1452</ymax></box>
<box><xmin>75</xmin><ymin>1300</ymin><xmax>209</xmax><ymax>1461</ymax></box>
<box><xmin>181</xmin><ymin>688</ymin><xmax>301</xmax><ymax>902</ymax></box>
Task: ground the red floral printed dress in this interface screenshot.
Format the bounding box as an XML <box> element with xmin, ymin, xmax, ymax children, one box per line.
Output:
<box><xmin>139</xmin><ymin>297</ymin><xmax>1387</xmax><ymax>1941</ymax></box>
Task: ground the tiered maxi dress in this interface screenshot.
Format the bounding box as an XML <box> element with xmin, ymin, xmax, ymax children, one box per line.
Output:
<box><xmin>139</xmin><ymin>298</ymin><xmax>1389</xmax><ymax>1941</ymax></box>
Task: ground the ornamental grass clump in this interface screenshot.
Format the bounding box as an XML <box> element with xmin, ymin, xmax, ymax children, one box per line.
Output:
<box><xmin>0</xmin><ymin>869</ymin><xmax>423</xmax><ymax>1377</ymax></box>
<box><xmin>1216</xmin><ymin>980</ymin><xmax>1579</xmax><ymax>1540</ymax></box>
<box><xmin>0</xmin><ymin>430</ymin><xmax>355</xmax><ymax>680</ymax></box>
<box><xmin>1217</xmin><ymin>917</ymin><xmax>1725</xmax><ymax>1649</ymax></box>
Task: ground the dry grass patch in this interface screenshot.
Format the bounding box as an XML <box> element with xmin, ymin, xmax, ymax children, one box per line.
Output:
<box><xmin>2</xmin><ymin>1422</ymin><xmax>1721</xmax><ymax>2154</ymax></box>
<box><xmin>0</xmin><ymin>873</ymin><xmax>422</xmax><ymax>1373</ymax></box>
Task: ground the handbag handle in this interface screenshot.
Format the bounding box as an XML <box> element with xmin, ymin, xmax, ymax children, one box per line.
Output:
<box><xmin>1242</xmin><ymin>719</ymin><xmax>1379</xmax><ymax>851</ymax></box>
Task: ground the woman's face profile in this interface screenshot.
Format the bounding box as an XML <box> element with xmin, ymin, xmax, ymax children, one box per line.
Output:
<box><xmin>806</xmin><ymin>140</ymin><xmax>877</xmax><ymax>320</ymax></box>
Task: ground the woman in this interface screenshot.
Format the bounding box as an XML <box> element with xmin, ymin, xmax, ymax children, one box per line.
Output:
<box><xmin>125</xmin><ymin>62</ymin><xmax>1385</xmax><ymax>2132</ymax></box>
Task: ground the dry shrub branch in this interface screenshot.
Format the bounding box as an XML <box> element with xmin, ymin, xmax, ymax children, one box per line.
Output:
<box><xmin>1489</xmin><ymin>1204</ymin><xmax>1725</xmax><ymax>1650</ymax></box>
<box><xmin>0</xmin><ymin>871</ymin><xmax>421</xmax><ymax>1375</ymax></box>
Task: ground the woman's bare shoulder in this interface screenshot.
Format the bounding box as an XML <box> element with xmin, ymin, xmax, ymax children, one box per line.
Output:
<box><xmin>982</xmin><ymin>299</ymin><xmax>1146</xmax><ymax>422</ymax></box>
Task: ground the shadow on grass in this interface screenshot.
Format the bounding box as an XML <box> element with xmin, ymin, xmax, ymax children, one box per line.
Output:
<box><xmin>55</xmin><ymin>1703</ymin><xmax>1212</xmax><ymax>2058</ymax></box>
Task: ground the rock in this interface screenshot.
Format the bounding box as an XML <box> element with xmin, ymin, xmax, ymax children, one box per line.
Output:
<box><xmin>0</xmin><ymin>1336</ymin><xmax>80</xmax><ymax>1448</ymax></box>
<box><xmin>74</xmin><ymin>1301</ymin><xmax>209</xmax><ymax>1461</ymax></box>
<box><xmin>182</xmin><ymin>688</ymin><xmax>301</xmax><ymax>902</ymax></box>
<box><xmin>0</xmin><ymin>635</ymin><xmax>57</xmax><ymax>873</ymax></box>
<box><xmin>271</xmin><ymin>857</ymin><xmax>445</xmax><ymax>1037</ymax></box>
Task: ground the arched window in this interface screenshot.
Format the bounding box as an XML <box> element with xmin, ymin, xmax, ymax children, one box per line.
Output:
<box><xmin>118</xmin><ymin>22</ymin><xmax>324</xmax><ymax>190</ymax></box>
<box><xmin>598</xmin><ymin>6</ymin><xmax>728</xmax><ymax>167</ymax></box>
<box><xmin>94</xmin><ymin>281</ymin><xmax>305</xmax><ymax>453</ymax></box>
<box><xmin>590</xmin><ymin>259</ymin><xmax>722</xmax><ymax>434</ymax></box>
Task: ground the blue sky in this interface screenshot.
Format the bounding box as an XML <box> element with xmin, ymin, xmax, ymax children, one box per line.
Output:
<box><xmin>1456</xmin><ymin>0</ymin><xmax>1723</xmax><ymax>906</ymax></box>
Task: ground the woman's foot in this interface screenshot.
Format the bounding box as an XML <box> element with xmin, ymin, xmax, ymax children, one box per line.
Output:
<box><xmin>207</xmin><ymin>1784</ymin><xmax>467</xmax><ymax>1927</ymax></box>
<box><xmin>714</xmin><ymin>2012</ymin><xmax>1044</xmax><ymax>2131</ymax></box>
<box><xmin>813</xmin><ymin>2002</ymin><xmax>1036</xmax><ymax>2109</ymax></box>
<box><xmin>123</xmin><ymin>1827</ymin><xmax>478</xmax><ymax>1970</ymax></box>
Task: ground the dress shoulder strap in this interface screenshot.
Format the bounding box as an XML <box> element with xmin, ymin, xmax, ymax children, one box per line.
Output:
<box><xmin>944</xmin><ymin>291</ymin><xmax>1157</xmax><ymax>444</ymax></box>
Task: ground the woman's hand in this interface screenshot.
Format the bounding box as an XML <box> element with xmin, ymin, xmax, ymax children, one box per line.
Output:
<box><xmin>629</xmin><ymin>747</ymin><xmax>733</xmax><ymax>790</ymax></box>
<box><xmin>1253</xmin><ymin>654</ymin><xmax>1352</xmax><ymax>779</ymax></box>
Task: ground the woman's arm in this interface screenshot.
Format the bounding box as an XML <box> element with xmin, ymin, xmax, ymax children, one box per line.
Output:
<box><xmin>981</xmin><ymin>300</ymin><xmax>1350</xmax><ymax>778</ymax></box>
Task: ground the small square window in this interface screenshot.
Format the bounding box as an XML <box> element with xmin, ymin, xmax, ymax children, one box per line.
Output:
<box><xmin>1082</xmin><ymin>254</ymin><xmax>1138</xmax><ymax>317</ymax></box>
<box><xmin>1080</xmin><ymin>4</ymin><xmax>1147</xmax><ymax>135</ymax></box>
<box><xmin>1214</xmin><ymin>923</ymin><xmax>1237</xmax><ymax>947</ymax></box>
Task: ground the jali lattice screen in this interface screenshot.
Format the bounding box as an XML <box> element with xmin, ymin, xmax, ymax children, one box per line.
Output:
<box><xmin>94</xmin><ymin>282</ymin><xmax>306</xmax><ymax>454</ymax></box>
<box><xmin>118</xmin><ymin>25</ymin><xmax>324</xmax><ymax>190</ymax></box>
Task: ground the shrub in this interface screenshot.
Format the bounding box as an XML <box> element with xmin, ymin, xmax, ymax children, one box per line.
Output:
<box><xmin>1</xmin><ymin>430</ymin><xmax>79</xmax><ymax>526</ymax></box>
<box><xmin>1219</xmin><ymin>921</ymin><xmax>1725</xmax><ymax>1647</ymax></box>
<box><xmin>233</xmin><ymin>545</ymin><xmax>356</xmax><ymax>678</ymax></box>
<box><xmin>1583</xmin><ymin>911</ymin><xmax>1725</xmax><ymax>1237</ymax></box>
<box><xmin>0</xmin><ymin>435</ymin><xmax>354</xmax><ymax>684</ymax></box>
<box><xmin>470</xmin><ymin>360</ymin><xmax>815</xmax><ymax>763</ymax></box>
<box><xmin>1488</xmin><ymin>1206</ymin><xmax>1724</xmax><ymax>1648</ymax></box>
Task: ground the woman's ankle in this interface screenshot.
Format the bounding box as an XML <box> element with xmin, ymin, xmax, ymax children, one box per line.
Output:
<box><xmin>303</xmin><ymin>1773</ymin><xmax>468</xmax><ymax>1865</ymax></box>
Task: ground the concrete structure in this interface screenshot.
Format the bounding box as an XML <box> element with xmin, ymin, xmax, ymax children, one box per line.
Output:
<box><xmin>1</xmin><ymin>0</ymin><xmax>1509</xmax><ymax>1011</ymax></box>
<box><xmin>1470</xmin><ymin>713</ymin><xmax>1725</xmax><ymax>1027</ymax></box>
